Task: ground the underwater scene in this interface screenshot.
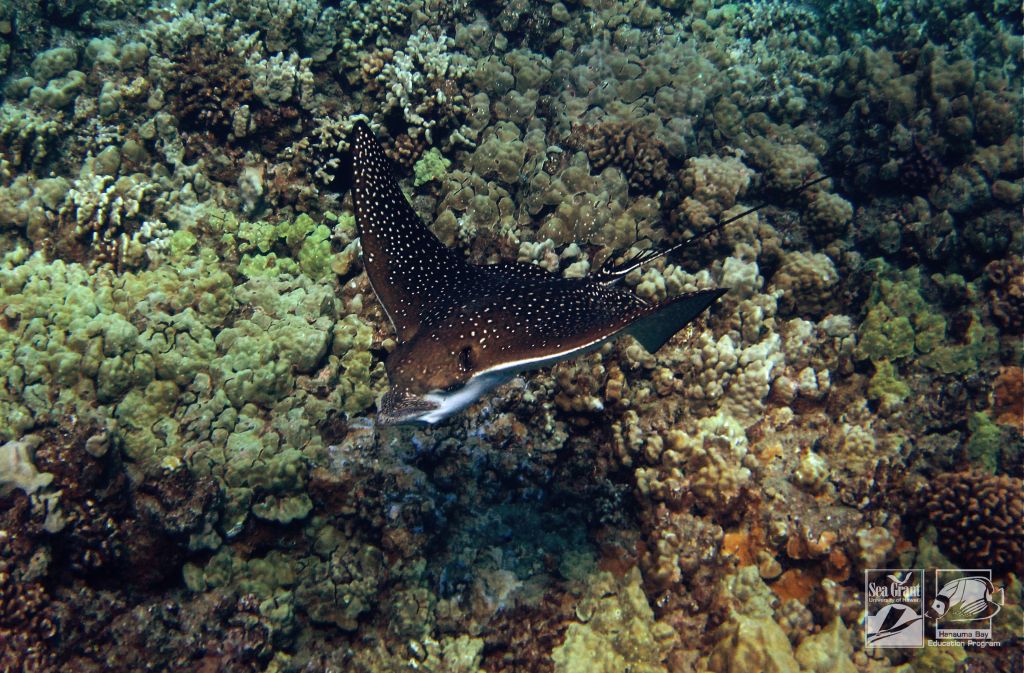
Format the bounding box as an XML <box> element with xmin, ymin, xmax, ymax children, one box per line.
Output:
<box><xmin>0</xmin><ymin>0</ymin><xmax>1021</xmax><ymax>671</ymax></box>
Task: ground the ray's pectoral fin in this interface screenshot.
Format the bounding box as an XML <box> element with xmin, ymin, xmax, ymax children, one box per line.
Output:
<box><xmin>626</xmin><ymin>289</ymin><xmax>728</xmax><ymax>352</ymax></box>
<box><xmin>348</xmin><ymin>121</ymin><xmax>476</xmax><ymax>341</ymax></box>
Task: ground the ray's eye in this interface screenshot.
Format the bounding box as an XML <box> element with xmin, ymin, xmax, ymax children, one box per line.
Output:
<box><xmin>458</xmin><ymin>346</ymin><xmax>474</xmax><ymax>371</ymax></box>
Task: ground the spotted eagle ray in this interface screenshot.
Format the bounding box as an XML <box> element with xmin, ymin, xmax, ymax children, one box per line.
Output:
<box><xmin>349</xmin><ymin>121</ymin><xmax>726</xmax><ymax>425</ymax></box>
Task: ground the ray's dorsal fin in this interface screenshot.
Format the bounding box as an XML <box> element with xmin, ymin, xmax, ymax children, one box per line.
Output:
<box><xmin>349</xmin><ymin>121</ymin><xmax>477</xmax><ymax>341</ymax></box>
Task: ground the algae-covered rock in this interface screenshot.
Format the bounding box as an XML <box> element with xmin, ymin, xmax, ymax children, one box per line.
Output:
<box><xmin>0</xmin><ymin>434</ymin><xmax>51</xmax><ymax>496</ymax></box>
<box><xmin>704</xmin><ymin>566</ymin><xmax>799</xmax><ymax>673</ymax></box>
<box><xmin>552</xmin><ymin>567</ymin><xmax>677</xmax><ymax>673</ymax></box>
<box><xmin>252</xmin><ymin>492</ymin><xmax>313</xmax><ymax>523</ymax></box>
<box><xmin>439</xmin><ymin>635</ymin><xmax>484</xmax><ymax>673</ymax></box>
<box><xmin>295</xmin><ymin>525</ymin><xmax>383</xmax><ymax>630</ymax></box>
<box><xmin>909</xmin><ymin>643</ymin><xmax>966</xmax><ymax>673</ymax></box>
<box><xmin>184</xmin><ymin>548</ymin><xmax>299</xmax><ymax>643</ymax></box>
<box><xmin>794</xmin><ymin>618</ymin><xmax>857</xmax><ymax>673</ymax></box>
<box><xmin>721</xmin><ymin>565</ymin><xmax>778</xmax><ymax>619</ymax></box>
<box><xmin>706</xmin><ymin>613</ymin><xmax>799</xmax><ymax>673</ymax></box>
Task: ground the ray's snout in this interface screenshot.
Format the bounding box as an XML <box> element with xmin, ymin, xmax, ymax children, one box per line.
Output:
<box><xmin>377</xmin><ymin>389</ymin><xmax>439</xmax><ymax>426</ymax></box>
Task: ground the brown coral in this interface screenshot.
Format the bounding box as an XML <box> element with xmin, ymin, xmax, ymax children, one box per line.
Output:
<box><xmin>567</xmin><ymin>120</ymin><xmax>669</xmax><ymax>195</ymax></box>
<box><xmin>479</xmin><ymin>592</ymin><xmax>573</xmax><ymax>673</ymax></box>
<box><xmin>639</xmin><ymin>506</ymin><xmax>724</xmax><ymax>593</ymax></box>
<box><xmin>771</xmin><ymin>250</ymin><xmax>839</xmax><ymax>319</ymax></box>
<box><xmin>922</xmin><ymin>470</ymin><xmax>1023</xmax><ymax>575</ymax></box>
<box><xmin>993</xmin><ymin>366</ymin><xmax>1023</xmax><ymax>428</ymax></box>
<box><xmin>170</xmin><ymin>44</ymin><xmax>256</xmax><ymax>139</ymax></box>
<box><xmin>167</xmin><ymin>43</ymin><xmax>304</xmax><ymax>163</ymax></box>
<box><xmin>0</xmin><ymin>415</ymin><xmax>227</xmax><ymax>671</ymax></box>
<box><xmin>896</xmin><ymin>137</ymin><xmax>946</xmax><ymax>194</ymax></box>
<box><xmin>386</xmin><ymin>132</ymin><xmax>427</xmax><ymax>171</ymax></box>
<box><xmin>0</xmin><ymin>510</ymin><xmax>61</xmax><ymax>673</ymax></box>
<box><xmin>985</xmin><ymin>256</ymin><xmax>1024</xmax><ymax>334</ymax></box>
<box><xmin>355</xmin><ymin>48</ymin><xmax>395</xmax><ymax>92</ymax></box>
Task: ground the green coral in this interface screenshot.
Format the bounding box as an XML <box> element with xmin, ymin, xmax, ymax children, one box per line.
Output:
<box><xmin>856</xmin><ymin>263</ymin><xmax>999</xmax><ymax>411</ymax></box>
<box><xmin>167</xmin><ymin>229</ymin><xmax>198</xmax><ymax>259</ymax></box>
<box><xmin>235</xmin><ymin>212</ymin><xmax>341</xmax><ymax>281</ymax></box>
<box><xmin>332</xmin><ymin>314</ymin><xmax>386</xmax><ymax>415</ymax></box>
<box><xmin>0</xmin><ymin>248</ymin><xmax>233</xmax><ymax>446</ymax></box>
<box><xmin>414</xmin><ymin>147</ymin><xmax>451</xmax><ymax>186</ymax></box>
<box><xmin>964</xmin><ymin>411</ymin><xmax>1015</xmax><ymax>473</ymax></box>
<box><xmin>184</xmin><ymin>520</ymin><xmax>384</xmax><ymax>640</ymax></box>
<box><xmin>184</xmin><ymin>547</ymin><xmax>299</xmax><ymax>644</ymax></box>
<box><xmin>856</xmin><ymin>263</ymin><xmax>997</xmax><ymax>374</ymax></box>
<box><xmin>866</xmin><ymin>359</ymin><xmax>910</xmax><ymax>411</ymax></box>
<box><xmin>296</xmin><ymin>223</ymin><xmax>334</xmax><ymax>280</ymax></box>
<box><xmin>238</xmin><ymin>218</ymin><xmax>278</xmax><ymax>254</ymax></box>
<box><xmin>0</xmin><ymin>220</ymin><xmax>382</xmax><ymax>537</ymax></box>
<box><xmin>238</xmin><ymin>252</ymin><xmax>299</xmax><ymax>278</ymax></box>
<box><xmin>856</xmin><ymin>265</ymin><xmax>935</xmax><ymax>362</ymax></box>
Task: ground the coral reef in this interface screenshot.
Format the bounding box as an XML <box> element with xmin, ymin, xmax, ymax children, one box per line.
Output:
<box><xmin>0</xmin><ymin>0</ymin><xmax>1021</xmax><ymax>670</ymax></box>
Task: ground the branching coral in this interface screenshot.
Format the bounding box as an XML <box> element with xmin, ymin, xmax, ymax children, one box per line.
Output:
<box><xmin>55</xmin><ymin>168</ymin><xmax>162</xmax><ymax>270</ymax></box>
<box><xmin>371</xmin><ymin>27</ymin><xmax>472</xmax><ymax>140</ymax></box>
<box><xmin>0</xmin><ymin>106</ymin><xmax>64</xmax><ymax>170</ymax></box>
<box><xmin>163</xmin><ymin>42</ymin><xmax>256</xmax><ymax>138</ymax></box>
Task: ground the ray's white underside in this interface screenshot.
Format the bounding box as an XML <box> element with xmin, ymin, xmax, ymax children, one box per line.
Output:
<box><xmin>416</xmin><ymin>331</ymin><xmax>616</xmax><ymax>424</ymax></box>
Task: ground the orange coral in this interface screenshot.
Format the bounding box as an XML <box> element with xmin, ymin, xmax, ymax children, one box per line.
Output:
<box><xmin>722</xmin><ymin>529</ymin><xmax>758</xmax><ymax>567</ymax></box>
<box><xmin>785</xmin><ymin>527</ymin><xmax>837</xmax><ymax>560</ymax></box>
<box><xmin>826</xmin><ymin>548</ymin><xmax>851</xmax><ymax>582</ymax></box>
<box><xmin>771</xmin><ymin>569</ymin><xmax>817</xmax><ymax>603</ymax></box>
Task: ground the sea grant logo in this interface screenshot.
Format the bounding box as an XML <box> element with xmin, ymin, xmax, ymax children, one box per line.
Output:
<box><xmin>930</xmin><ymin>569</ymin><xmax>1004</xmax><ymax>647</ymax></box>
<box><xmin>864</xmin><ymin>569</ymin><xmax>925</xmax><ymax>648</ymax></box>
